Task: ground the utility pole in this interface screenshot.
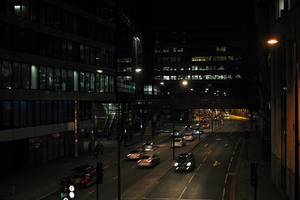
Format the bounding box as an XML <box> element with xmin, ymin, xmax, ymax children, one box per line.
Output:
<box><xmin>74</xmin><ymin>100</ymin><xmax>79</xmax><ymax>157</ymax></box>
<box><xmin>172</xmin><ymin>122</ymin><xmax>175</xmax><ymax>160</ymax></box>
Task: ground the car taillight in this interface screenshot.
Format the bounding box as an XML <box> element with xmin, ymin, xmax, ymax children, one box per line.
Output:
<box><xmin>147</xmin><ymin>160</ymin><xmax>152</xmax><ymax>163</ymax></box>
<box><xmin>81</xmin><ymin>179</ymin><xmax>88</xmax><ymax>183</ymax></box>
<box><xmin>127</xmin><ymin>154</ymin><xmax>131</xmax><ymax>157</ymax></box>
<box><xmin>137</xmin><ymin>160</ymin><xmax>141</xmax><ymax>163</ymax></box>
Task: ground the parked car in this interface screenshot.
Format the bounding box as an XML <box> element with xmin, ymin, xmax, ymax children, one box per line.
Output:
<box><xmin>174</xmin><ymin>152</ymin><xmax>195</xmax><ymax>172</ymax></box>
<box><xmin>127</xmin><ymin>148</ymin><xmax>144</xmax><ymax>160</ymax></box>
<box><xmin>137</xmin><ymin>153</ymin><xmax>160</xmax><ymax>167</ymax></box>
<box><xmin>62</xmin><ymin>165</ymin><xmax>97</xmax><ymax>188</ymax></box>
<box><xmin>174</xmin><ymin>137</ymin><xmax>186</xmax><ymax>147</ymax></box>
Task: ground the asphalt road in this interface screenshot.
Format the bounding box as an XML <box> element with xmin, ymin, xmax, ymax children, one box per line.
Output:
<box><xmin>44</xmin><ymin>120</ymin><xmax>247</xmax><ymax>200</ymax></box>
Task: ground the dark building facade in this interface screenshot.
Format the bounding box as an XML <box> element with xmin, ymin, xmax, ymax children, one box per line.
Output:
<box><xmin>0</xmin><ymin>0</ymin><xmax>118</xmax><ymax>169</ymax></box>
<box><xmin>255</xmin><ymin>0</ymin><xmax>300</xmax><ymax>199</ymax></box>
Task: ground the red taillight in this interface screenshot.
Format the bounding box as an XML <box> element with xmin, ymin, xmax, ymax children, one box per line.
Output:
<box><xmin>127</xmin><ymin>154</ymin><xmax>131</xmax><ymax>157</ymax></box>
<box><xmin>137</xmin><ymin>160</ymin><xmax>141</xmax><ymax>163</ymax></box>
<box><xmin>81</xmin><ymin>179</ymin><xmax>88</xmax><ymax>183</ymax></box>
<box><xmin>147</xmin><ymin>160</ymin><xmax>152</xmax><ymax>163</ymax></box>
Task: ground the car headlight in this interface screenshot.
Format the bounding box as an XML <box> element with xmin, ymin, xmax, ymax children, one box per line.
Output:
<box><xmin>186</xmin><ymin>162</ymin><xmax>192</xmax><ymax>166</ymax></box>
<box><xmin>174</xmin><ymin>162</ymin><xmax>179</xmax><ymax>167</ymax></box>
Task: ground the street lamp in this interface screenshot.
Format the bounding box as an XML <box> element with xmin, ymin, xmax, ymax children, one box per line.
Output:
<box><xmin>182</xmin><ymin>80</ymin><xmax>188</xmax><ymax>86</ymax></box>
<box><xmin>135</xmin><ymin>68</ymin><xmax>142</xmax><ymax>73</ymax></box>
<box><xmin>160</xmin><ymin>81</ymin><xmax>165</xmax><ymax>86</ymax></box>
<box><xmin>267</xmin><ymin>37</ymin><xmax>299</xmax><ymax>200</ymax></box>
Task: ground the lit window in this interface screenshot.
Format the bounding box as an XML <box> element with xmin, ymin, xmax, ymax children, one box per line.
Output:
<box><xmin>163</xmin><ymin>49</ymin><xmax>169</xmax><ymax>53</ymax></box>
<box><xmin>216</xmin><ymin>46</ymin><xmax>227</xmax><ymax>52</ymax></box>
<box><xmin>163</xmin><ymin>76</ymin><xmax>170</xmax><ymax>80</ymax></box>
<box><xmin>170</xmin><ymin>76</ymin><xmax>176</xmax><ymax>80</ymax></box>
<box><xmin>163</xmin><ymin>66</ymin><xmax>170</xmax><ymax>71</ymax></box>
<box><xmin>278</xmin><ymin>0</ymin><xmax>284</xmax><ymax>18</ymax></box>
<box><xmin>235</xmin><ymin>74</ymin><xmax>242</xmax><ymax>79</ymax></box>
<box><xmin>180</xmin><ymin>67</ymin><xmax>184</xmax><ymax>71</ymax></box>
<box><xmin>192</xmin><ymin>56</ymin><xmax>211</xmax><ymax>62</ymax></box>
<box><xmin>192</xmin><ymin>75</ymin><xmax>198</xmax><ymax>80</ymax></box>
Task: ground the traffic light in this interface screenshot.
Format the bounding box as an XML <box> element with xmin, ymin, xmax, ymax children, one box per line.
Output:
<box><xmin>97</xmin><ymin>162</ymin><xmax>103</xmax><ymax>184</ymax></box>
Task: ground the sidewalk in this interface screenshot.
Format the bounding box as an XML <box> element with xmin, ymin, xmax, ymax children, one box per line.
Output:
<box><xmin>234</xmin><ymin>126</ymin><xmax>284</xmax><ymax>200</ymax></box>
<box><xmin>0</xmin><ymin>129</ymin><xmax>171</xmax><ymax>200</ymax></box>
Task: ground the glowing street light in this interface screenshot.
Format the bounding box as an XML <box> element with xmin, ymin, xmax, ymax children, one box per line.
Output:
<box><xmin>267</xmin><ymin>38</ymin><xmax>279</xmax><ymax>46</ymax></box>
<box><xmin>160</xmin><ymin>81</ymin><xmax>165</xmax><ymax>86</ymax></box>
<box><xmin>96</xmin><ymin>69</ymin><xmax>103</xmax><ymax>73</ymax></box>
<box><xmin>182</xmin><ymin>80</ymin><xmax>188</xmax><ymax>86</ymax></box>
<box><xmin>135</xmin><ymin>68</ymin><xmax>142</xmax><ymax>73</ymax></box>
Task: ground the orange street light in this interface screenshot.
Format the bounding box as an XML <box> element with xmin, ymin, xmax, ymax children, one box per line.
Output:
<box><xmin>267</xmin><ymin>38</ymin><xmax>279</xmax><ymax>46</ymax></box>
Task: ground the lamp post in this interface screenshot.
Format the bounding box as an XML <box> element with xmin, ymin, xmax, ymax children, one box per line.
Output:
<box><xmin>267</xmin><ymin>37</ymin><xmax>299</xmax><ymax>200</ymax></box>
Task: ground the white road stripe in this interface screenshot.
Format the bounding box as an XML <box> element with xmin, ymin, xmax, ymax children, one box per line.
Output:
<box><xmin>189</xmin><ymin>174</ymin><xmax>195</xmax><ymax>183</ymax></box>
<box><xmin>230</xmin><ymin>156</ymin><xmax>234</xmax><ymax>163</ymax></box>
<box><xmin>178</xmin><ymin>186</ymin><xmax>187</xmax><ymax>200</ymax></box>
<box><xmin>227</xmin><ymin>162</ymin><xmax>232</xmax><ymax>171</ymax></box>
<box><xmin>222</xmin><ymin>187</ymin><xmax>226</xmax><ymax>200</ymax></box>
<box><xmin>224</xmin><ymin>173</ymin><xmax>229</xmax><ymax>184</ymax></box>
<box><xmin>203</xmin><ymin>155</ymin><xmax>208</xmax><ymax>162</ymax></box>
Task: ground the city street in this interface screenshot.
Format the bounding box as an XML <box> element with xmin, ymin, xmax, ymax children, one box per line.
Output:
<box><xmin>38</xmin><ymin>119</ymin><xmax>247</xmax><ymax>200</ymax></box>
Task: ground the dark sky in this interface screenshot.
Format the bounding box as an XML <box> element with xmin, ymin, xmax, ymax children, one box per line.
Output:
<box><xmin>151</xmin><ymin>0</ymin><xmax>252</xmax><ymax>25</ymax></box>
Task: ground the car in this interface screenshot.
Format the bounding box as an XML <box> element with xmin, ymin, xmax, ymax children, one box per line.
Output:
<box><xmin>183</xmin><ymin>132</ymin><xmax>194</xmax><ymax>141</ymax></box>
<box><xmin>64</xmin><ymin>165</ymin><xmax>97</xmax><ymax>188</ymax></box>
<box><xmin>174</xmin><ymin>152</ymin><xmax>195</xmax><ymax>172</ymax></box>
<box><xmin>137</xmin><ymin>153</ymin><xmax>160</xmax><ymax>167</ymax></box>
<box><xmin>174</xmin><ymin>137</ymin><xmax>186</xmax><ymax>147</ymax></box>
<box><xmin>127</xmin><ymin>148</ymin><xmax>144</xmax><ymax>160</ymax></box>
<box><xmin>171</xmin><ymin>129</ymin><xmax>182</xmax><ymax>137</ymax></box>
<box><xmin>202</xmin><ymin>123</ymin><xmax>210</xmax><ymax>129</ymax></box>
<box><xmin>143</xmin><ymin>141</ymin><xmax>155</xmax><ymax>146</ymax></box>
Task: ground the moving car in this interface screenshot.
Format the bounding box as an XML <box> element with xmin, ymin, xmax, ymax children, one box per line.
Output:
<box><xmin>202</xmin><ymin>123</ymin><xmax>210</xmax><ymax>129</ymax></box>
<box><xmin>137</xmin><ymin>153</ymin><xmax>160</xmax><ymax>167</ymax></box>
<box><xmin>170</xmin><ymin>129</ymin><xmax>181</xmax><ymax>137</ymax></box>
<box><xmin>127</xmin><ymin>148</ymin><xmax>144</xmax><ymax>160</ymax></box>
<box><xmin>183</xmin><ymin>132</ymin><xmax>194</xmax><ymax>141</ymax></box>
<box><xmin>174</xmin><ymin>152</ymin><xmax>195</xmax><ymax>172</ymax></box>
<box><xmin>174</xmin><ymin>137</ymin><xmax>186</xmax><ymax>147</ymax></box>
<box><xmin>64</xmin><ymin>165</ymin><xmax>97</xmax><ymax>188</ymax></box>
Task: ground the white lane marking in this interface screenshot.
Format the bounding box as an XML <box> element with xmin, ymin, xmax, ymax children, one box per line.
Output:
<box><xmin>37</xmin><ymin>190</ymin><xmax>58</xmax><ymax>200</ymax></box>
<box><xmin>227</xmin><ymin>162</ymin><xmax>232</xmax><ymax>171</ymax></box>
<box><xmin>197</xmin><ymin>164</ymin><xmax>202</xmax><ymax>171</ymax></box>
<box><xmin>203</xmin><ymin>155</ymin><xmax>208</xmax><ymax>162</ymax></box>
<box><xmin>224</xmin><ymin>173</ymin><xmax>229</xmax><ymax>184</ymax></box>
<box><xmin>230</xmin><ymin>156</ymin><xmax>234</xmax><ymax>163</ymax></box>
<box><xmin>222</xmin><ymin>187</ymin><xmax>226</xmax><ymax>200</ymax></box>
<box><xmin>178</xmin><ymin>186</ymin><xmax>187</xmax><ymax>200</ymax></box>
<box><xmin>189</xmin><ymin>174</ymin><xmax>196</xmax><ymax>183</ymax></box>
<box><xmin>88</xmin><ymin>190</ymin><xmax>95</xmax><ymax>194</ymax></box>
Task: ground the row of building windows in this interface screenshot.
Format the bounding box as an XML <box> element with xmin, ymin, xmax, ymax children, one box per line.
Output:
<box><xmin>154</xmin><ymin>48</ymin><xmax>184</xmax><ymax>53</ymax></box>
<box><xmin>0</xmin><ymin>59</ymin><xmax>115</xmax><ymax>93</ymax></box>
<box><xmin>154</xmin><ymin>74</ymin><xmax>242</xmax><ymax>81</ymax></box>
<box><xmin>191</xmin><ymin>56</ymin><xmax>241</xmax><ymax>62</ymax></box>
<box><xmin>0</xmin><ymin>100</ymin><xmax>91</xmax><ymax>130</ymax></box>
<box><xmin>156</xmin><ymin>65</ymin><xmax>227</xmax><ymax>72</ymax></box>
<box><xmin>0</xmin><ymin>0</ymin><xmax>114</xmax><ymax>43</ymax></box>
<box><xmin>0</xmin><ymin>23</ymin><xmax>114</xmax><ymax>67</ymax></box>
<box><xmin>144</xmin><ymin>85</ymin><xmax>160</xmax><ymax>95</ymax></box>
<box><xmin>155</xmin><ymin>55</ymin><xmax>242</xmax><ymax>63</ymax></box>
<box><xmin>154</xmin><ymin>47</ymin><xmax>227</xmax><ymax>54</ymax></box>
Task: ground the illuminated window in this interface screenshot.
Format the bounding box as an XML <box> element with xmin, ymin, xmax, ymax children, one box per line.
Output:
<box><xmin>235</xmin><ymin>74</ymin><xmax>242</xmax><ymax>79</ymax></box>
<box><xmin>278</xmin><ymin>0</ymin><xmax>284</xmax><ymax>18</ymax></box>
<box><xmin>177</xmin><ymin>48</ymin><xmax>184</xmax><ymax>53</ymax></box>
<box><xmin>213</xmin><ymin>56</ymin><xmax>227</xmax><ymax>61</ymax></box>
<box><xmin>185</xmin><ymin>75</ymin><xmax>191</xmax><ymax>80</ymax></box>
<box><xmin>192</xmin><ymin>75</ymin><xmax>198</xmax><ymax>80</ymax></box>
<box><xmin>117</xmin><ymin>58</ymin><xmax>132</xmax><ymax>63</ymax></box>
<box><xmin>163</xmin><ymin>49</ymin><xmax>169</xmax><ymax>53</ymax></box>
<box><xmin>192</xmin><ymin>56</ymin><xmax>211</xmax><ymax>62</ymax></box>
<box><xmin>216</xmin><ymin>46</ymin><xmax>227</xmax><ymax>52</ymax></box>
<box><xmin>180</xmin><ymin>67</ymin><xmax>184</xmax><ymax>71</ymax></box>
<box><xmin>163</xmin><ymin>76</ymin><xmax>169</xmax><ymax>80</ymax></box>
<box><xmin>177</xmin><ymin>75</ymin><xmax>184</xmax><ymax>80</ymax></box>
<box><xmin>163</xmin><ymin>66</ymin><xmax>170</xmax><ymax>71</ymax></box>
<box><xmin>170</xmin><ymin>76</ymin><xmax>176</xmax><ymax>80</ymax></box>
<box><xmin>192</xmin><ymin>66</ymin><xmax>198</xmax><ymax>71</ymax></box>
